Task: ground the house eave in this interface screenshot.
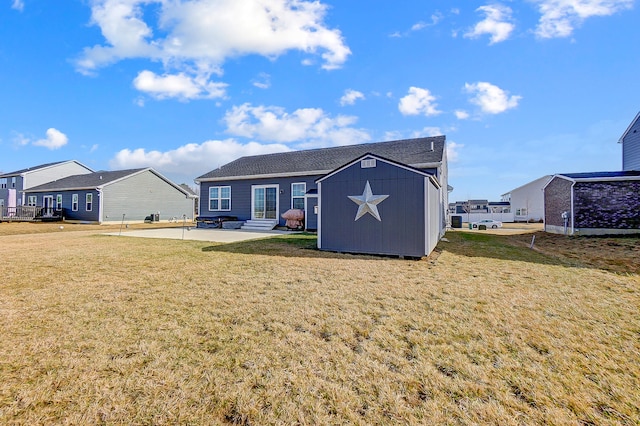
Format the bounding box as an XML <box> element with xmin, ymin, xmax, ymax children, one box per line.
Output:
<box><xmin>196</xmin><ymin>170</ymin><xmax>334</xmax><ymax>183</ymax></box>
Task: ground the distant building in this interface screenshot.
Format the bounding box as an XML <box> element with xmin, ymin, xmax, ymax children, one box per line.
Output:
<box><xmin>501</xmin><ymin>175</ymin><xmax>551</xmax><ymax>222</ymax></box>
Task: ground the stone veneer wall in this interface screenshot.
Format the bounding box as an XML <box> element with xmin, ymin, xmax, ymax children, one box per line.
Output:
<box><xmin>544</xmin><ymin>177</ymin><xmax>573</xmax><ymax>228</ymax></box>
<box><xmin>574</xmin><ymin>181</ymin><xmax>640</xmax><ymax>229</ymax></box>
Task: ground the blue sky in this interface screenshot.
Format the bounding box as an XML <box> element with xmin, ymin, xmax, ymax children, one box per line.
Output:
<box><xmin>1</xmin><ymin>0</ymin><xmax>637</xmax><ymax>201</ymax></box>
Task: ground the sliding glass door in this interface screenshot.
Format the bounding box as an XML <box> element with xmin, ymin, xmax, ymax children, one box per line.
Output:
<box><xmin>252</xmin><ymin>185</ymin><xmax>278</xmax><ymax>220</ymax></box>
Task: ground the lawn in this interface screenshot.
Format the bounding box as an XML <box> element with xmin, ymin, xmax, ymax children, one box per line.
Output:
<box><xmin>0</xmin><ymin>223</ymin><xmax>638</xmax><ymax>425</ymax></box>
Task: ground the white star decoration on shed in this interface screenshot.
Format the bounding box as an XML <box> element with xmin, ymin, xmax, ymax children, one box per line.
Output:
<box><xmin>348</xmin><ymin>181</ymin><xmax>389</xmax><ymax>221</ymax></box>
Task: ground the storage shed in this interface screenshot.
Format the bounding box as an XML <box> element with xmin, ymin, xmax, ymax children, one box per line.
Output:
<box><xmin>317</xmin><ymin>154</ymin><xmax>444</xmax><ymax>258</ymax></box>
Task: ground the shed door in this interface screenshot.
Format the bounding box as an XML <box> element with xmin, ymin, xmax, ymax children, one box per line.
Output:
<box><xmin>252</xmin><ymin>185</ymin><xmax>279</xmax><ymax>220</ymax></box>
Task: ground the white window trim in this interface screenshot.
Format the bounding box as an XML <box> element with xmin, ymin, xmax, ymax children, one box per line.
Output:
<box><xmin>86</xmin><ymin>193</ymin><xmax>93</xmax><ymax>212</ymax></box>
<box><xmin>291</xmin><ymin>182</ymin><xmax>306</xmax><ymax>210</ymax></box>
<box><xmin>209</xmin><ymin>186</ymin><xmax>231</xmax><ymax>211</ymax></box>
<box><xmin>56</xmin><ymin>194</ymin><xmax>62</xmax><ymax>210</ymax></box>
<box><xmin>27</xmin><ymin>196</ymin><xmax>37</xmax><ymax>207</ymax></box>
<box><xmin>72</xmin><ymin>194</ymin><xmax>79</xmax><ymax>212</ymax></box>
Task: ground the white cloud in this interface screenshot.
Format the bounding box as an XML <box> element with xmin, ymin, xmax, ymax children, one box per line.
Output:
<box><xmin>532</xmin><ymin>0</ymin><xmax>633</xmax><ymax>38</ymax></box>
<box><xmin>133</xmin><ymin>70</ymin><xmax>227</xmax><ymax>100</ymax></box>
<box><xmin>398</xmin><ymin>87</ymin><xmax>441</xmax><ymax>116</ymax></box>
<box><xmin>464</xmin><ymin>82</ymin><xmax>521</xmax><ymax>114</ymax></box>
<box><xmin>223</xmin><ymin>103</ymin><xmax>371</xmax><ymax>147</ymax></box>
<box><xmin>11</xmin><ymin>0</ymin><xmax>24</xmax><ymax>11</ymax></box>
<box><xmin>455</xmin><ymin>110</ymin><xmax>470</xmax><ymax>120</ymax></box>
<box><xmin>110</xmin><ymin>139</ymin><xmax>291</xmax><ymax>178</ymax></box>
<box><xmin>76</xmin><ymin>0</ymin><xmax>351</xmax><ymax>90</ymax></box>
<box><xmin>465</xmin><ymin>4</ymin><xmax>515</xmax><ymax>44</ymax></box>
<box><xmin>447</xmin><ymin>141</ymin><xmax>464</xmax><ymax>162</ymax></box>
<box><xmin>32</xmin><ymin>128</ymin><xmax>69</xmax><ymax>150</ymax></box>
<box><xmin>340</xmin><ymin>89</ymin><xmax>365</xmax><ymax>106</ymax></box>
<box><xmin>252</xmin><ymin>73</ymin><xmax>271</xmax><ymax>90</ymax></box>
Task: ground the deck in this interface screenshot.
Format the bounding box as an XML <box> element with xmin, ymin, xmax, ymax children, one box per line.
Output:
<box><xmin>1</xmin><ymin>206</ymin><xmax>63</xmax><ymax>222</ymax></box>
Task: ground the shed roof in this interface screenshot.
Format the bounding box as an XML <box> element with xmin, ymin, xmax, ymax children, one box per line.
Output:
<box><xmin>196</xmin><ymin>136</ymin><xmax>445</xmax><ymax>181</ymax></box>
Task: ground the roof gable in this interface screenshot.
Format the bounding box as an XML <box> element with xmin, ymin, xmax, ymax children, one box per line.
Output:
<box><xmin>196</xmin><ymin>136</ymin><xmax>445</xmax><ymax>181</ymax></box>
<box><xmin>316</xmin><ymin>153</ymin><xmax>440</xmax><ymax>188</ymax></box>
<box><xmin>0</xmin><ymin>160</ymin><xmax>93</xmax><ymax>178</ymax></box>
<box><xmin>619</xmin><ymin>111</ymin><xmax>640</xmax><ymax>143</ymax></box>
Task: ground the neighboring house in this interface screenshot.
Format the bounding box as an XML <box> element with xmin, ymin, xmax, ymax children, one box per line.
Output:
<box><xmin>25</xmin><ymin>168</ymin><xmax>196</xmax><ymax>224</ymax></box>
<box><xmin>543</xmin><ymin>171</ymin><xmax>640</xmax><ymax>235</ymax></box>
<box><xmin>619</xmin><ymin>111</ymin><xmax>640</xmax><ymax>171</ymax></box>
<box><xmin>0</xmin><ymin>160</ymin><xmax>93</xmax><ymax>210</ymax></box>
<box><xmin>317</xmin><ymin>153</ymin><xmax>443</xmax><ymax>258</ymax></box>
<box><xmin>501</xmin><ymin>175</ymin><xmax>551</xmax><ymax>222</ymax></box>
<box><xmin>195</xmin><ymin>136</ymin><xmax>449</xmax><ymax>236</ymax></box>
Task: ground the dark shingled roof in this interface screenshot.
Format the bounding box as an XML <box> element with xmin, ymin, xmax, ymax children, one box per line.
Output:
<box><xmin>26</xmin><ymin>169</ymin><xmax>147</xmax><ymax>192</ymax></box>
<box><xmin>559</xmin><ymin>171</ymin><xmax>640</xmax><ymax>180</ymax></box>
<box><xmin>196</xmin><ymin>136</ymin><xmax>445</xmax><ymax>181</ymax></box>
<box><xmin>0</xmin><ymin>161</ymin><xmax>67</xmax><ymax>177</ymax></box>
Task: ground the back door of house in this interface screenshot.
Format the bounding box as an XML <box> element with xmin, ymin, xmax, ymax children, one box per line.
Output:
<box><xmin>252</xmin><ymin>185</ymin><xmax>278</xmax><ymax>220</ymax></box>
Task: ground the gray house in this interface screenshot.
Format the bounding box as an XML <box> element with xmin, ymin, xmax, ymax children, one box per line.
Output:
<box><xmin>0</xmin><ymin>160</ymin><xmax>93</xmax><ymax>212</ymax></box>
<box><xmin>195</xmin><ymin>136</ymin><xmax>449</xmax><ymax>233</ymax></box>
<box><xmin>25</xmin><ymin>168</ymin><xmax>195</xmax><ymax>224</ymax></box>
<box><xmin>619</xmin><ymin>111</ymin><xmax>640</xmax><ymax>171</ymax></box>
<box><xmin>544</xmin><ymin>171</ymin><xmax>640</xmax><ymax>235</ymax></box>
<box><xmin>317</xmin><ymin>153</ymin><xmax>444</xmax><ymax>258</ymax></box>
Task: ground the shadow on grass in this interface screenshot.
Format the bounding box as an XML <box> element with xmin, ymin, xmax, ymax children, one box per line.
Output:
<box><xmin>201</xmin><ymin>233</ymin><xmax>380</xmax><ymax>260</ymax></box>
<box><xmin>439</xmin><ymin>230</ymin><xmax>568</xmax><ymax>267</ymax></box>
<box><xmin>441</xmin><ymin>230</ymin><xmax>640</xmax><ymax>274</ymax></box>
<box><xmin>201</xmin><ymin>231</ymin><xmax>568</xmax><ymax>266</ymax></box>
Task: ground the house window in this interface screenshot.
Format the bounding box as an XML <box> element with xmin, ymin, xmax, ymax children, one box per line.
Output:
<box><xmin>209</xmin><ymin>186</ymin><xmax>231</xmax><ymax>211</ymax></box>
<box><xmin>291</xmin><ymin>183</ymin><xmax>306</xmax><ymax>210</ymax></box>
<box><xmin>86</xmin><ymin>194</ymin><xmax>93</xmax><ymax>211</ymax></box>
<box><xmin>56</xmin><ymin>194</ymin><xmax>62</xmax><ymax>210</ymax></box>
<box><xmin>516</xmin><ymin>208</ymin><xmax>527</xmax><ymax>216</ymax></box>
<box><xmin>27</xmin><ymin>196</ymin><xmax>37</xmax><ymax>206</ymax></box>
<box><xmin>72</xmin><ymin>194</ymin><xmax>78</xmax><ymax>211</ymax></box>
<box><xmin>0</xmin><ymin>178</ymin><xmax>6</xmax><ymax>189</ymax></box>
<box><xmin>11</xmin><ymin>177</ymin><xmax>16</xmax><ymax>188</ymax></box>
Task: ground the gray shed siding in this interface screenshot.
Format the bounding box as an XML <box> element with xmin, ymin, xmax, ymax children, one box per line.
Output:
<box><xmin>622</xmin><ymin>119</ymin><xmax>640</xmax><ymax>171</ymax></box>
<box><xmin>199</xmin><ymin>175</ymin><xmax>321</xmax><ymax>226</ymax></box>
<box><xmin>318</xmin><ymin>160</ymin><xmax>428</xmax><ymax>257</ymax></box>
<box><xmin>101</xmin><ymin>171</ymin><xmax>194</xmax><ymax>222</ymax></box>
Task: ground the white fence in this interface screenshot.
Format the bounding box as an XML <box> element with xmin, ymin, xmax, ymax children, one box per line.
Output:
<box><xmin>451</xmin><ymin>212</ymin><xmax>514</xmax><ymax>224</ymax></box>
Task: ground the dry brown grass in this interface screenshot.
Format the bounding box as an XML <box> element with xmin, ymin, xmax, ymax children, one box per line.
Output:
<box><xmin>1</xmin><ymin>223</ymin><xmax>638</xmax><ymax>425</ymax></box>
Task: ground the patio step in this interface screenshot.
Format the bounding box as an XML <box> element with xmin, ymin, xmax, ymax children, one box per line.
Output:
<box><xmin>241</xmin><ymin>219</ymin><xmax>278</xmax><ymax>231</ymax></box>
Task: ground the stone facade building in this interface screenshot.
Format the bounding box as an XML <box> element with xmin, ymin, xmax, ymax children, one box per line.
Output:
<box><xmin>544</xmin><ymin>172</ymin><xmax>640</xmax><ymax>235</ymax></box>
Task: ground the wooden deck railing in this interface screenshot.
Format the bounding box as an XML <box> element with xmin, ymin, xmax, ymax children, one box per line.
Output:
<box><xmin>1</xmin><ymin>206</ymin><xmax>63</xmax><ymax>222</ymax></box>
<box><xmin>1</xmin><ymin>206</ymin><xmax>40</xmax><ymax>222</ymax></box>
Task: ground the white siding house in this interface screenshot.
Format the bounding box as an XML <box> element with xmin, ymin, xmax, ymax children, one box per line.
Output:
<box><xmin>501</xmin><ymin>175</ymin><xmax>551</xmax><ymax>222</ymax></box>
<box><xmin>619</xmin><ymin>111</ymin><xmax>640</xmax><ymax>171</ymax></box>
